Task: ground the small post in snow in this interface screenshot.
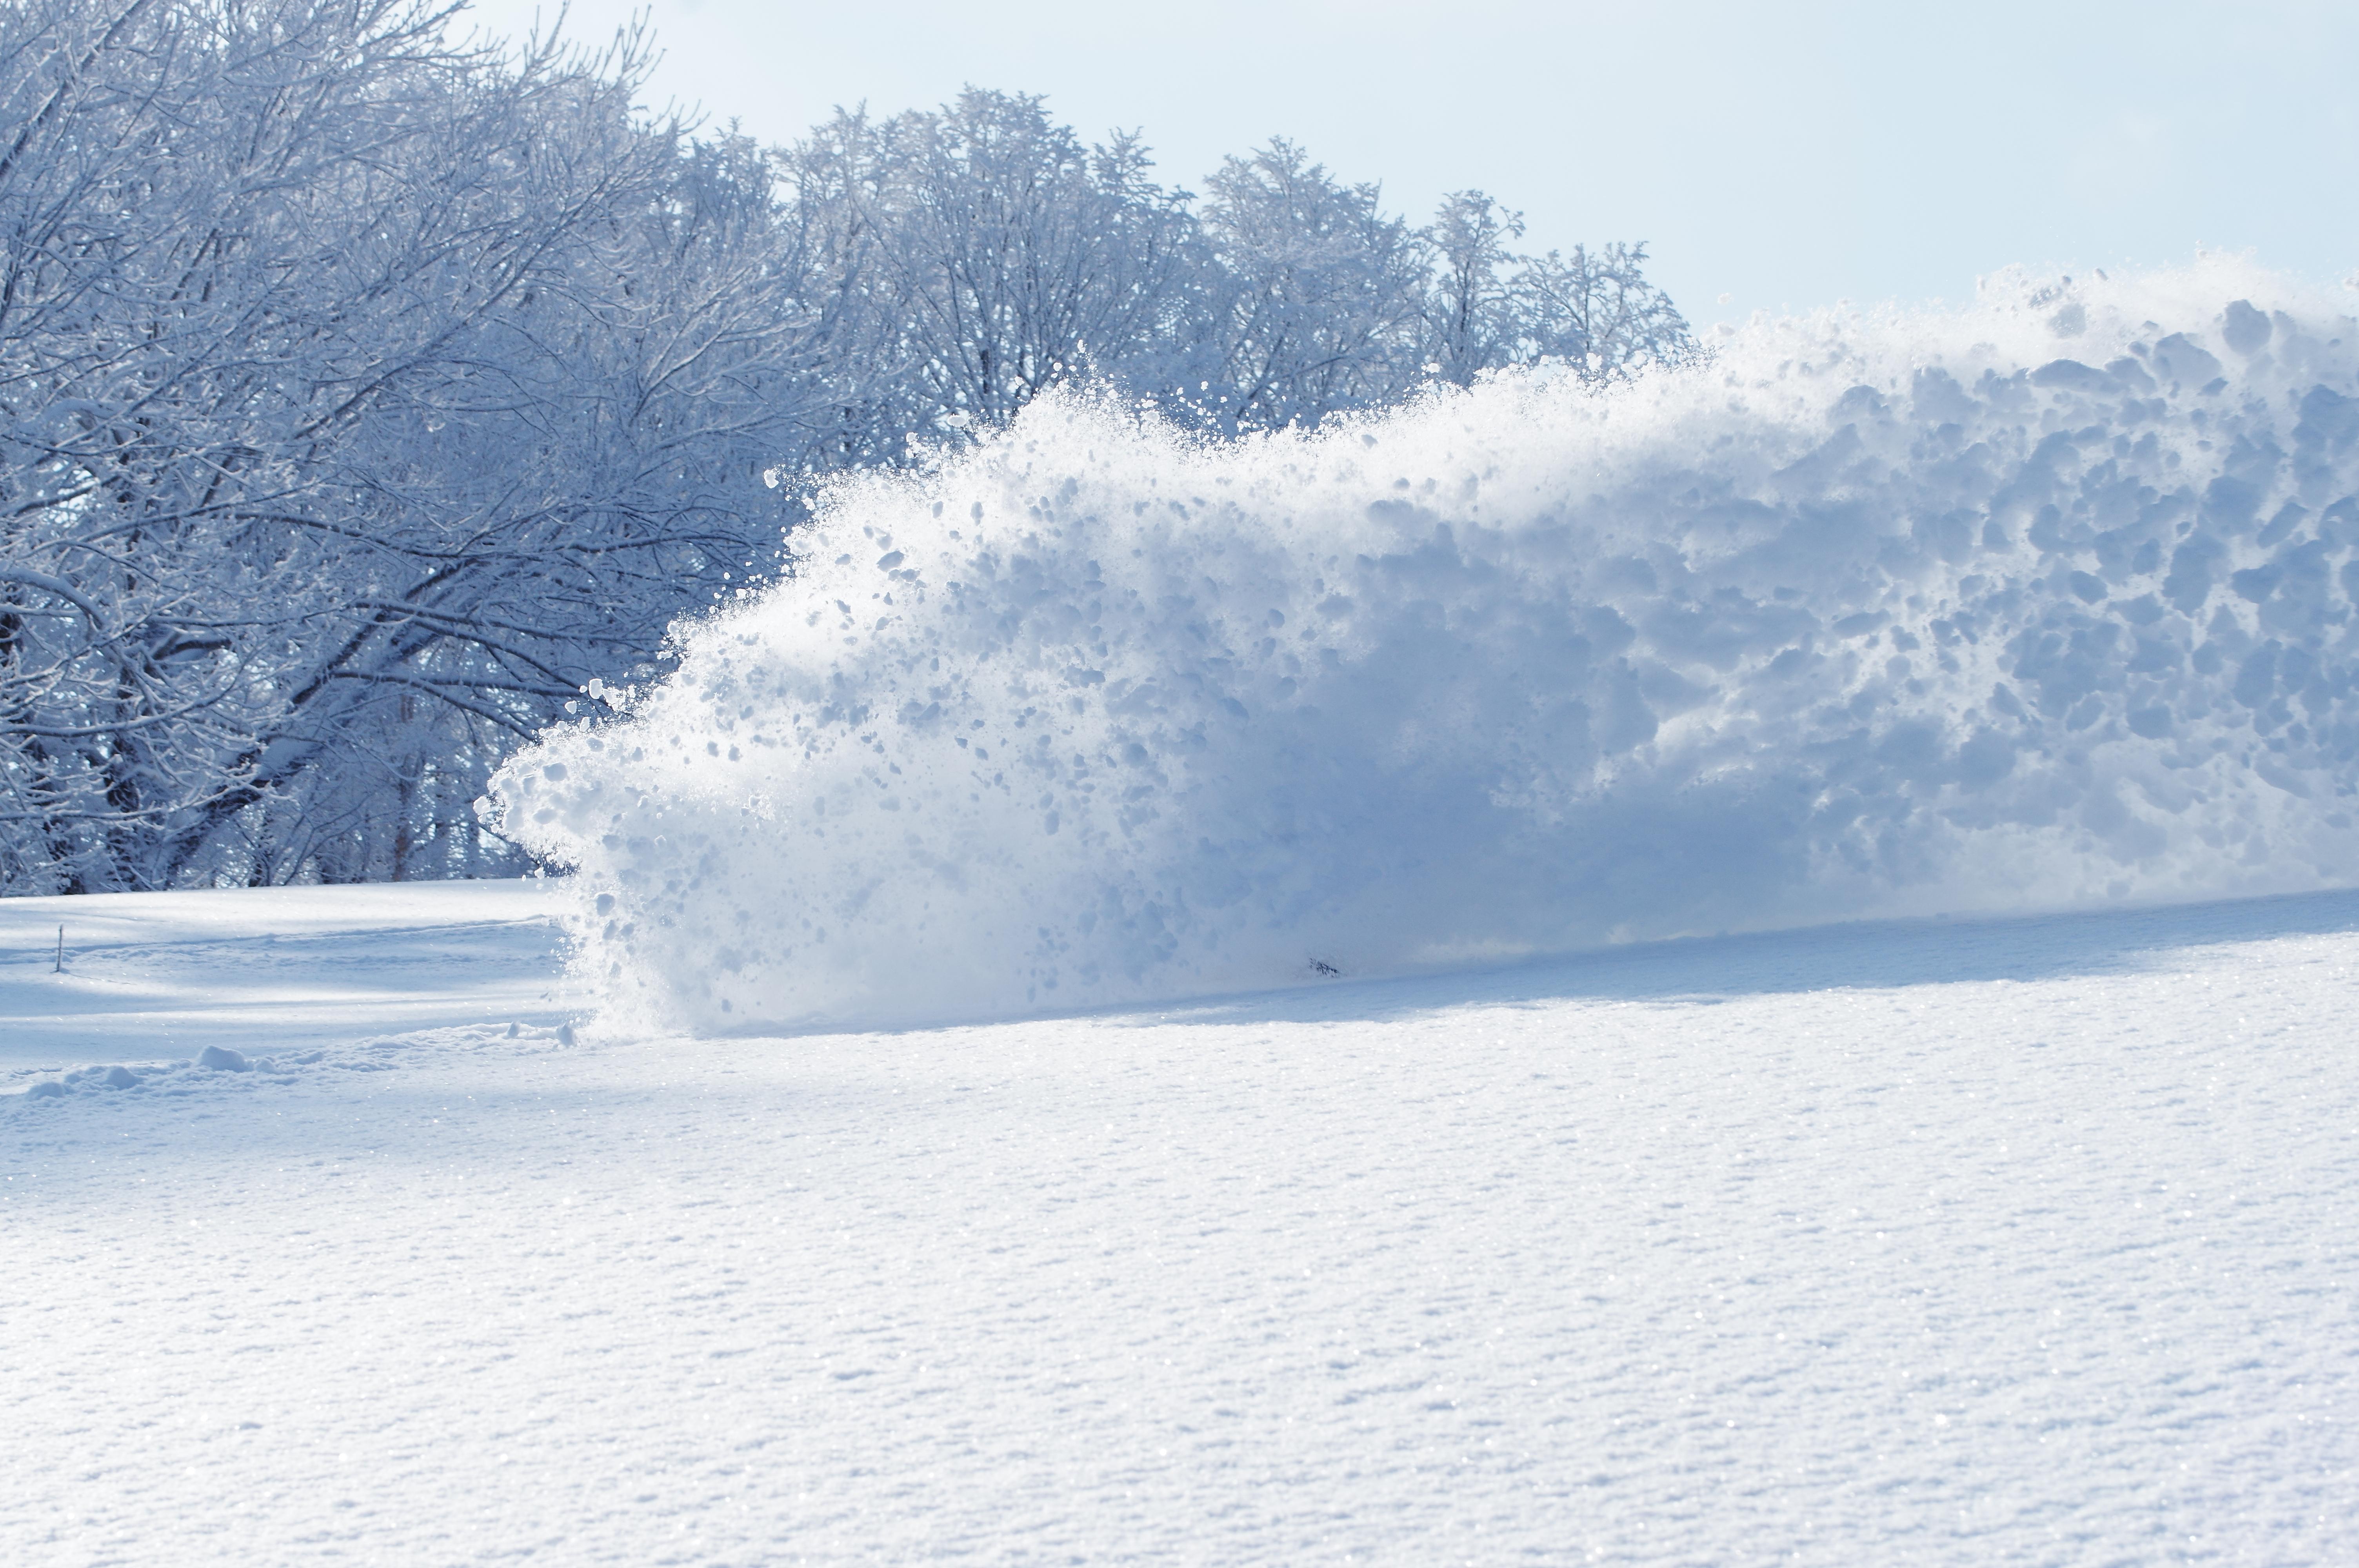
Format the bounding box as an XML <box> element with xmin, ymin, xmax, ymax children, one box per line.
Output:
<box><xmin>53</xmin><ymin>924</ymin><xmax>64</xmax><ymax>974</ymax></box>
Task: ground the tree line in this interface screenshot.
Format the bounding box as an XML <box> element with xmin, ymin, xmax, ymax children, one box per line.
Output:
<box><xmin>0</xmin><ymin>0</ymin><xmax>1694</xmax><ymax>895</ymax></box>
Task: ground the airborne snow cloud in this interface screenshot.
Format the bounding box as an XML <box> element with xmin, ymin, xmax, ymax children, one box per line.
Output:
<box><xmin>498</xmin><ymin>260</ymin><xmax>2359</xmax><ymax>1032</ymax></box>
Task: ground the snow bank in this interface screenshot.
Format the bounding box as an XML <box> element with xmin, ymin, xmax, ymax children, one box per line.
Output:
<box><xmin>496</xmin><ymin>260</ymin><xmax>2359</xmax><ymax>1032</ymax></box>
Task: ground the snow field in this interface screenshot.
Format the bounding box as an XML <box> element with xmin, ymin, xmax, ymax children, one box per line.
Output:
<box><xmin>501</xmin><ymin>261</ymin><xmax>2359</xmax><ymax>1034</ymax></box>
<box><xmin>0</xmin><ymin>880</ymin><xmax>572</xmax><ymax>1070</ymax></box>
<box><xmin>5</xmin><ymin>884</ymin><xmax>2356</xmax><ymax>1564</ymax></box>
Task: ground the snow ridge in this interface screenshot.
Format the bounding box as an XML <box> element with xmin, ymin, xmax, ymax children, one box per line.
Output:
<box><xmin>498</xmin><ymin>260</ymin><xmax>2359</xmax><ymax>1032</ymax></box>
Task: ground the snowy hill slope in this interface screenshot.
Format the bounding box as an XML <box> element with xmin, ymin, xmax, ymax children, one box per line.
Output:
<box><xmin>6</xmin><ymin>880</ymin><xmax>2355</xmax><ymax>1563</ymax></box>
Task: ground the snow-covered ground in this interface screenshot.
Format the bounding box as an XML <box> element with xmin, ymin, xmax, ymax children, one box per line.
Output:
<box><xmin>0</xmin><ymin>880</ymin><xmax>572</xmax><ymax>1069</ymax></box>
<box><xmin>6</xmin><ymin>880</ymin><xmax>2354</xmax><ymax>1564</ymax></box>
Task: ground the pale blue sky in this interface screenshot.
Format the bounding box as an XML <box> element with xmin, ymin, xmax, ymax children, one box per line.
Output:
<box><xmin>464</xmin><ymin>0</ymin><xmax>2359</xmax><ymax>321</ymax></box>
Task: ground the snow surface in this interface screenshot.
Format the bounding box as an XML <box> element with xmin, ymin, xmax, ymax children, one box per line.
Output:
<box><xmin>6</xmin><ymin>879</ymin><xmax>2357</xmax><ymax>1564</ymax></box>
<box><xmin>498</xmin><ymin>261</ymin><xmax>2359</xmax><ymax>1035</ymax></box>
<box><xmin>0</xmin><ymin>880</ymin><xmax>571</xmax><ymax>1069</ymax></box>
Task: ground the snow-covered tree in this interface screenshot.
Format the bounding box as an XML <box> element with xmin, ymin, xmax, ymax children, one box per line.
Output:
<box><xmin>1497</xmin><ymin>241</ymin><xmax>1696</xmax><ymax>381</ymax></box>
<box><xmin>1421</xmin><ymin>192</ymin><xmax>1694</xmax><ymax>386</ymax></box>
<box><xmin>779</xmin><ymin>91</ymin><xmax>1206</xmax><ymax>440</ymax></box>
<box><xmin>1423</xmin><ymin>190</ymin><xmax>1528</xmax><ymax>387</ymax></box>
<box><xmin>767</xmin><ymin>104</ymin><xmax>1694</xmax><ymax>446</ymax></box>
<box><xmin>0</xmin><ymin>0</ymin><xmax>799</xmax><ymax>892</ymax></box>
<box><xmin>1194</xmin><ymin>140</ymin><xmax>1427</xmax><ymax>431</ymax></box>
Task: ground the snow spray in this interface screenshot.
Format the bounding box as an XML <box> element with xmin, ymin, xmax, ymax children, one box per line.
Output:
<box><xmin>497</xmin><ymin>260</ymin><xmax>2359</xmax><ymax>1033</ymax></box>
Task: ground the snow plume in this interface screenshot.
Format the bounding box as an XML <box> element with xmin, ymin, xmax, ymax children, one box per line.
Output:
<box><xmin>497</xmin><ymin>260</ymin><xmax>2359</xmax><ymax>1033</ymax></box>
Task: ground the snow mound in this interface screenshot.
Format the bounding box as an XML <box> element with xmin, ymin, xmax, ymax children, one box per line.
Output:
<box><xmin>497</xmin><ymin>260</ymin><xmax>2359</xmax><ymax>1033</ymax></box>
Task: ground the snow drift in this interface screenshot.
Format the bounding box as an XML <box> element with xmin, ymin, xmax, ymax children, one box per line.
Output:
<box><xmin>496</xmin><ymin>261</ymin><xmax>2359</xmax><ymax>1032</ymax></box>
